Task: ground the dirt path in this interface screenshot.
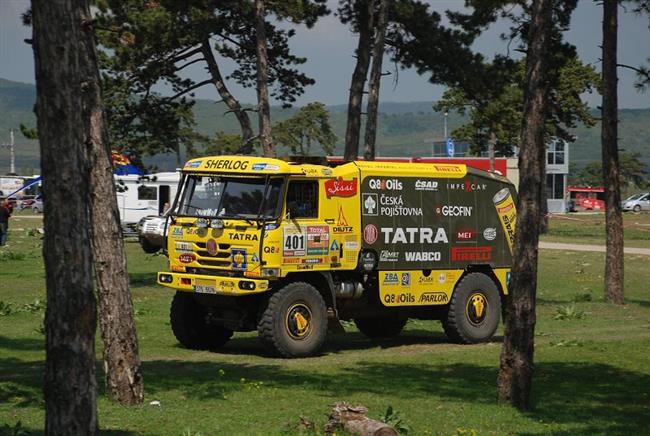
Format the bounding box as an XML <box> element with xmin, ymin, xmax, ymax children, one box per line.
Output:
<box><xmin>539</xmin><ymin>241</ymin><xmax>650</xmax><ymax>256</ymax></box>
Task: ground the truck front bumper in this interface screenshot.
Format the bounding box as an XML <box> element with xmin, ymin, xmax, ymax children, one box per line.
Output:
<box><xmin>157</xmin><ymin>272</ymin><xmax>270</xmax><ymax>296</ymax></box>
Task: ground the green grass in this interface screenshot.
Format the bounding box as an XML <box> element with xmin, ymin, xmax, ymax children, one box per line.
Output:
<box><xmin>541</xmin><ymin>212</ymin><xmax>650</xmax><ymax>248</ymax></box>
<box><xmin>1</xmin><ymin>216</ymin><xmax>650</xmax><ymax>435</ymax></box>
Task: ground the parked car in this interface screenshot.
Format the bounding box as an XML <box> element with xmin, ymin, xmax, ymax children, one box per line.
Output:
<box><xmin>137</xmin><ymin>214</ymin><xmax>168</xmax><ymax>253</ymax></box>
<box><xmin>622</xmin><ymin>192</ymin><xmax>650</xmax><ymax>212</ymax></box>
<box><xmin>20</xmin><ymin>195</ymin><xmax>43</xmax><ymax>213</ymax></box>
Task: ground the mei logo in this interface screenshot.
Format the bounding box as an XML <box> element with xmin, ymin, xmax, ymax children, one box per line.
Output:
<box><xmin>456</xmin><ymin>228</ymin><xmax>476</xmax><ymax>242</ymax></box>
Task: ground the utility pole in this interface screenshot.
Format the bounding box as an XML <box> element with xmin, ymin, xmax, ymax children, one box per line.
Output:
<box><xmin>1</xmin><ymin>130</ymin><xmax>16</xmax><ymax>174</ymax></box>
<box><xmin>443</xmin><ymin>108</ymin><xmax>448</xmax><ymax>140</ymax></box>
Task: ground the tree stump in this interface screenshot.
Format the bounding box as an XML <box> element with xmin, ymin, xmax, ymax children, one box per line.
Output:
<box><xmin>324</xmin><ymin>402</ymin><xmax>398</xmax><ymax>436</ymax></box>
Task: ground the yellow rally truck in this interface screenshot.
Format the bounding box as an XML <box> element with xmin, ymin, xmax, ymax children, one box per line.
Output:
<box><xmin>157</xmin><ymin>156</ymin><xmax>517</xmax><ymax>357</ymax></box>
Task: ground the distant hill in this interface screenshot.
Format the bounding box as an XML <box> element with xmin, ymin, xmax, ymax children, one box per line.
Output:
<box><xmin>1</xmin><ymin>77</ymin><xmax>649</xmax><ymax>174</ymax></box>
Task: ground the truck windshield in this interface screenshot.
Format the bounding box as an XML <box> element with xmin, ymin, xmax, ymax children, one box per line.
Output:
<box><xmin>176</xmin><ymin>175</ymin><xmax>284</xmax><ymax>219</ymax></box>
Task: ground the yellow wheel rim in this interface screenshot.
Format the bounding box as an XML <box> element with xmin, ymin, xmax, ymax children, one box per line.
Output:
<box><xmin>466</xmin><ymin>292</ymin><xmax>488</xmax><ymax>326</ymax></box>
<box><xmin>285</xmin><ymin>303</ymin><xmax>312</xmax><ymax>340</ymax></box>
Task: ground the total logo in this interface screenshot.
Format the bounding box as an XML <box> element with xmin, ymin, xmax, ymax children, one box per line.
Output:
<box><xmin>368</xmin><ymin>178</ymin><xmax>403</xmax><ymax>191</ymax></box>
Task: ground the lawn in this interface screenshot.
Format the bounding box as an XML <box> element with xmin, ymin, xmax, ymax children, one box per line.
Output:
<box><xmin>1</xmin><ymin>215</ymin><xmax>649</xmax><ymax>435</ymax></box>
<box><xmin>541</xmin><ymin>212</ymin><xmax>650</xmax><ymax>248</ymax></box>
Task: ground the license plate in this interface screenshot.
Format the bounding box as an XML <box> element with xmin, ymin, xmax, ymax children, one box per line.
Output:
<box><xmin>194</xmin><ymin>279</ymin><xmax>216</xmax><ymax>294</ymax></box>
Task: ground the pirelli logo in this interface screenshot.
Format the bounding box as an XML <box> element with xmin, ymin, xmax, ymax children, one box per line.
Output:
<box><xmin>451</xmin><ymin>246</ymin><xmax>492</xmax><ymax>262</ymax></box>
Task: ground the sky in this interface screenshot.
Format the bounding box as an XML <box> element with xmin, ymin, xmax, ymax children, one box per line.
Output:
<box><xmin>1</xmin><ymin>0</ymin><xmax>649</xmax><ymax>109</ymax></box>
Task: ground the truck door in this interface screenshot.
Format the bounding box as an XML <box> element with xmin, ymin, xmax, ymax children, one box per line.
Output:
<box><xmin>281</xmin><ymin>180</ymin><xmax>330</xmax><ymax>271</ymax></box>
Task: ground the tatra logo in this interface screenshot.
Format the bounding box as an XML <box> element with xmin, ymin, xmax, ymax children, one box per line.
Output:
<box><xmin>228</xmin><ymin>232</ymin><xmax>259</xmax><ymax>241</ymax></box>
<box><xmin>204</xmin><ymin>159</ymin><xmax>249</xmax><ymax>170</ymax></box>
<box><xmin>380</xmin><ymin>227</ymin><xmax>448</xmax><ymax>244</ymax></box>
<box><xmin>325</xmin><ymin>177</ymin><xmax>358</xmax><ymax>198</ymax></box>
<box><xmin>363</xmin><ymin>224</ymin><xmax>379</xmax><ymax>244</ymax></box>
<box><xmin>368</xmin><ymin>178</ymin><xmax>403</xmax><ymax>190</ymax></box>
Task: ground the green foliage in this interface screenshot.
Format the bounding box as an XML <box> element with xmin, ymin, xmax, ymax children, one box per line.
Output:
<box><xmin>0</xmin><ymin>251</ymin><xmax>26</xmax><ymax>261</ymax></box>
<box><xmin>380</xmin><ymin>405</ymin><xmax>411</xmax><ymax>435</ymax></box>
<box><xmin>197</xmin><ymin>132</ymin><xmax>246</xmax><ymax>158</ymax></box>
<box><xmin>0</xmin><ymin>301</ymin><xmax>16</xmax><ymax>316</ymax></box>
<box><xmin>19</xmin><ymin>123</ymin><xmax>38</xmax><ymax>140</ymax></box>
<box><xmin>436</xmin><ymin>56</ymin><xmax>599</xmax><ymax>156</ymax></box>
<box><xmin>273</xmin><ymin>102</ymin><xmax>336</xmax><ymax>156</ymax></box>
<box><xmin>95</xmin><ymin>0</ymin><xmax>329</xmax><ymax>159</ymax></box>
<box><xmin>553</xmin><ymin>303</ymin><xmax>586</xmax><ymax>320</ymax></box>
<box><xmin>570</xmin><ymin>151</ymin><xmax>649</xmax><ymax>188</ymax></box>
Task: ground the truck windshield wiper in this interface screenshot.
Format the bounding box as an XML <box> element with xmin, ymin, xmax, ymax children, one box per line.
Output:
<box><xmin>222</xmin><ymin>214</ymin><xmax>255</xmax><ymax>226</ymax></box>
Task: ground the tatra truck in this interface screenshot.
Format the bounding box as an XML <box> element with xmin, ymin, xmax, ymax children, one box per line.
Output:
<box><xmin>157</xmin><ymin>156</ymin><xmax>517</xmax><ymax>357</ymax></box>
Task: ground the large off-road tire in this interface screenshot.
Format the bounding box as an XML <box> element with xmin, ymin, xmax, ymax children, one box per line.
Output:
<box><xmin>354</xmin><ymin>316</ymin><xmax>407</xmax><ymax>339</ymax></box>
<box><xmin>140</xmin><ymin>237</ymin><xmax>160</xmax><ymax>254</ymax></box>
<box><xmin>257</xmin><ymin>282</ymin><xmax>328</xmax><ymax>358</ymax></box>
<box><xmin>170</xmin><ymin>292</ymin><xmax>233</xmax><ymax>350</ymax></box>
<box><xmin>442</xmin><ymin>273</ymin><xmax>501</xmax><ymax>344</ymax></box>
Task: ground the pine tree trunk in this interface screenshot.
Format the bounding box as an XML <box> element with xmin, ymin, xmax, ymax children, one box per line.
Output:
<box><xmin>602</xmin><ymin>0</ymin><xmax>624</xmax><ymax>304</ymax></box>
<box><xmin>363</xmin><ymin>0</ymin><xmax>389</xmax><ymax>161</ymax></box>
<box><xmin>497</xmin><ymin>0</ymin><xmax>553</xmax><ymax>411</ymax></box>
<box><xmin>255</xmin><ymin>0</ymin><xmax>274</xmax><ymax>157</ymax></box>
<box><xmin>201</xmin><ymin>39</ymin><xmax>255</xmax><ymax>153</ymax></box>
<box><xmin>83</xmin><ymin>22</ymin><xmax>144</xmax><ymax>404</ymax></box>
<box><xmin>32</xmin><ymin>0</ymin><xmax>98</xmax><ymax>433</ymax></box>
<box><xmin>344</xmin><ymin>0</ymin><xmax>375</xmax><ymax>161</ymax></box>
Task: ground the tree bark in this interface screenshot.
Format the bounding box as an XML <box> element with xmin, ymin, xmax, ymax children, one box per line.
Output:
<box><xmin>602</xmin><ymin>0</ymin><xmax>624</xmax><ymax>304</ymax></box>
<box><xmin>255</xmin><ymin>0</ymin><xmax>274</xmax><ymax>157</ymax></box>
<box><xmin>497</xmin><ymin>0</ymin><xmax>553</xmax><ymax>411</ymax></box>
<box><xmin>82</xmin><ymin>13</ymin><xmax>144</xmax><ymax>404</ymax></box>
<box><xmin>324</xmin><ymin>402</ymin><xmax>398</xmax><ymax>436</ymax></box>
<box><xmin>344</xmin><ymin>0</ymin><xmax>375</xmax><ymax>161</ymax></box>
<box><xmin>201</xmin><ymin>39</ymin><xmax>255</xmax><ymax>153</ymax></box>
<box><xmin>32</xmin><ymin>0</ymin><xmax>98</xmax><ymax>433</ymax></box>
<box><xmin>363</xmin><ymin>0</ymin><xmax>389</xmax><ymax>161</ymax></box>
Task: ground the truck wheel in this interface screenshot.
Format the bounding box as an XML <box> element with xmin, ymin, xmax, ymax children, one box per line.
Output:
<box><xmin>354</xmin><ymin>317</ymin><xmax>406</xmax><ymax>339</ymax></box>
<box><xmin>140</xmin><ymin>238</ymin><xmax>160</xmax><ymax>254</ymax></box>
<box><xmin>442</xmin><ymin>273</ymin><xmax>501</xmax><ymax>344</ymax></box>
<box><xmin>257</xmin><ymin>282</ymin><xmax>328</xmax><ymax>358</ymax></box>
<box><xmin>170</xmin><ymin>292</ymin><xmax>233</xmax><ymax>350</ymax></box>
